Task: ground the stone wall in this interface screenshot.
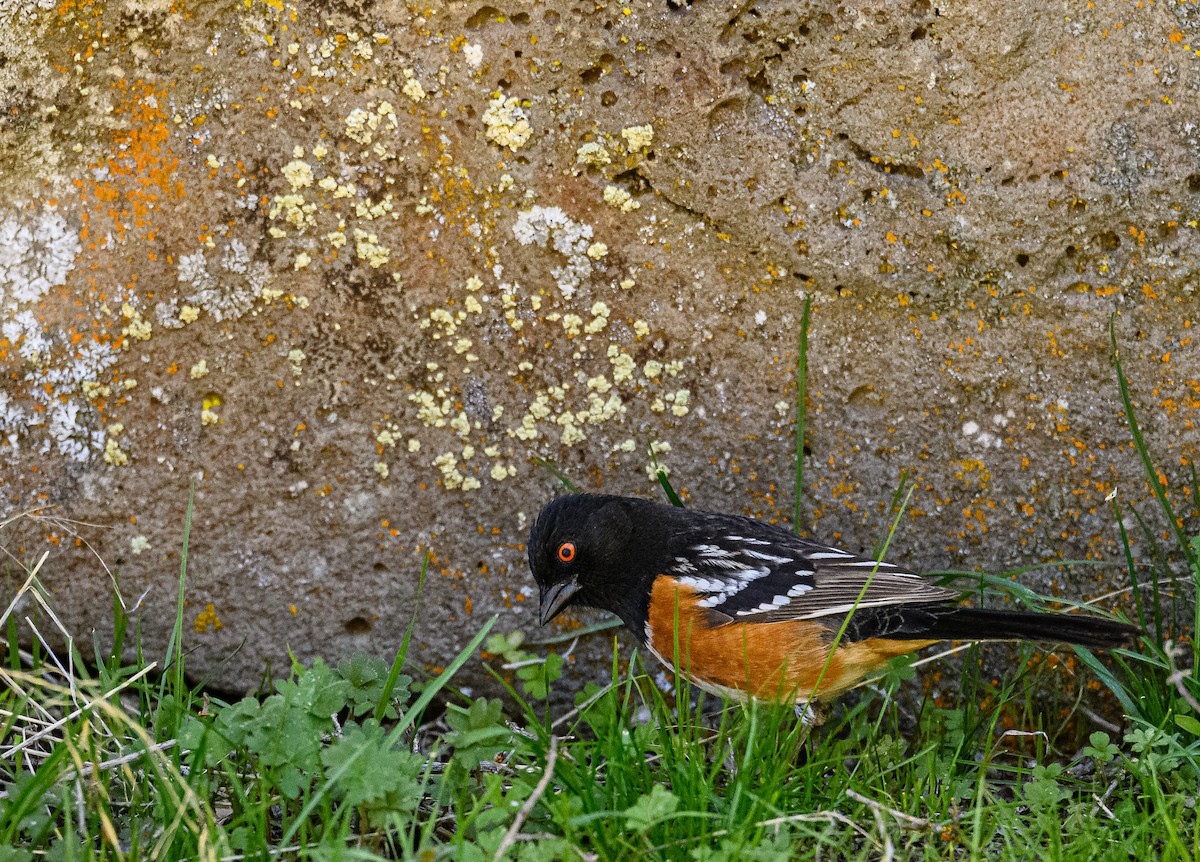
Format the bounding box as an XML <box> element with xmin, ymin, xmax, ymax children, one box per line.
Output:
<box><xmin>1</xmin><ymin>0</ymin><xmax>1197</xmax><ymax>695</ymax></box>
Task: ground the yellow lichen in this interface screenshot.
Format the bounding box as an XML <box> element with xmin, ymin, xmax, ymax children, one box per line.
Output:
<box><xmin>668</xmin><ymin>389</ymin><xmax>691</xmax><ymax>417</ymax></box>
<box><xmin>577</xmin><ymin>141</ymin><xmax>612</xmax><ymax>166</ymax></box>
<box><xmin>586</xmin><ymin>374</ymin><xmax>611</xmax><ymax>393</ymax></box>
<box><xmin>103</xmin><ymin>423</ymin><xmax>129</xmax><ymax>467</ymax></box>
<box><xmin>621</xmin><ymin>123</ymin><xmax>654</xmax><ymax>152</ymax></box>
<box><xmin>282</xmin><ymin>159</ymin><xmax>314</xmax><ymax>190</ymax></box>
<box><xmin>120</xmin><ymin>304</ymin><xmax>152</xmax><ymax>341</ymax></box>
<box><xmin>353</xmin><ymin>229</ymin><xmax>390</xmax><ymax>267</ymax></box>
<box><xmin>603</xmin><ymin>185</ymin><xmax>640</xmax><ymax>212</ymax></box>
<box><xmin>609</xmin><ymin>349</ymin><xmax>635</xmax><ymax>382</ymax></box>
<box><xmin>401</xmin><ymin>68</ymin><xmax>426</xmax><ymax>102</ymax></box>
<box><xmin>482</xmin><ymin>95</ymin><xmax>533</xmax><ymax>150</ymax></box>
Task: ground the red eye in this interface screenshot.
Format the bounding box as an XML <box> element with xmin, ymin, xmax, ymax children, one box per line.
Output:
<box><xmin>557</xmin><ymin>542</ymin><xmax>576</xmax><ymax>563</ymax></box>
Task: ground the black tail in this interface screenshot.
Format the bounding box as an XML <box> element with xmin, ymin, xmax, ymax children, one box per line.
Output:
<box><xmin>916</xmin><ymin>607</ymin><xmax>1140</xmax><ymax>649</ymax></box>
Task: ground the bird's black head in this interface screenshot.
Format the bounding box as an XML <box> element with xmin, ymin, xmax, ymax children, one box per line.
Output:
<box><xmin>528</xmin><ymin>493</ymin><xmax>672</xmax><ymax>635</ymax></box>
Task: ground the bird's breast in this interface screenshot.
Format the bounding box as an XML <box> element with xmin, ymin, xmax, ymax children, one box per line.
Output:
<box><xmin>644</xmin><ymin>578</ymin><xmax>933</xmax><ymax>702</ymax></box>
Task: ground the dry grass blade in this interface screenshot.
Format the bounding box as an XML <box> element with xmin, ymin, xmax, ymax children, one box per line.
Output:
<box><xmin>552</xmin><ymin>681</ymin><xmax>614</xmax><ymax>730</ymax></box>
<box><xmin>1</xmin><ymin>507</ymin><xmax>125</xmax><ymax>607</ymax></box>
<box><xmin>0</xmin><ymin>663</ymin><xmax>158</xmax><ymax>760</ymax></box>
<box><xmin>0</xmin><ymin>551</ymin><xmax>50</xmax><ymax>628</ymax></box>
<box><xmin>755</xmin><ymin>810</ymin><xmax>875</xmax><ymax>843</ymax></box>
<box><xmin>493</xmin><ymin>735</ymin><xmax>560</xmax><ymax>861</ymax></box>
<box><xmin>60</xmin><ymin>739</ymin><xmax>177</xmax><ymax>783</ymax></box>
<box><xmin>845</xmin><ymin>788</ymin><xmax>931</xmax><ymax>830</ymax></box>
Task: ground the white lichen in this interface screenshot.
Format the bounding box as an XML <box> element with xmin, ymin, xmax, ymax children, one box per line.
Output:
<box><xmin>47</xmin><ymin>401</ymin><xmax>103</xmax><ymax>462</ymax></box>
<box><xmin>177</xmin><ymin>239</ymin><xmax>268</xmax><ymax>322</ymax></box>
<box><xmin>0</xmin><ymin>206</ymin><xmax>80</xmax><ymax>309</ymax></box>
<box><xmin>511</xmin><ymin>206</ymin><xmax>596</xmax><ymax>298</ymax></box>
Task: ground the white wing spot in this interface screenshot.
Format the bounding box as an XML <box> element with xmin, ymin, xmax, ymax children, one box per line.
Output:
<box><xmin>807</xmin><ymin>551</ymin><xmax>853</xmax><ymax>561</ymax></box>
<box><xmin>724</xmin><ymin>535</ymin><xmax>770</xmax><ymax>546</ymax></box>
<box><xmin>713</xmin><ymin>558</ymin><xmax>756</xmax><ymax>572</ymax></box>
<box><xmin>674</xmin><ymin>576</ymin><xmax>731</xmax><ymax>593</ymax></box>
<box><xmin>735</xmin><ymin>595</ymin><xmax>792</xmax><ymax>616</ymax></box>
<box><xmin>742</xmin><ymin>550</ymin><xmax>792</xmax><ymax>564</ymax></box>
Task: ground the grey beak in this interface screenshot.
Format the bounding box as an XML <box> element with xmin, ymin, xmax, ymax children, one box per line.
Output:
<box><xmin>539</xmin><ymin>579</ymin><xmax>581</xmax><ymax>626</ymax></box>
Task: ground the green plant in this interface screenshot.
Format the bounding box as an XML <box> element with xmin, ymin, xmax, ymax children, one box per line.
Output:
<box><xmin>4</xmin><ymin>315</ymin><xmax>1199</xmax><ymax>860</ymax></box>
<box><xmin>1089</xmin><ymin>317</ymin><xmax>1200</xmax><ymax>761</ymax></box>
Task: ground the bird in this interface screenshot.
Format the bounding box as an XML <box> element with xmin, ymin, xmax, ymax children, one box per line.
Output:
<box><xmin>527</xmin><ymin>493</ymin><xmax>1139</xmax><ymax>708</ymax></box>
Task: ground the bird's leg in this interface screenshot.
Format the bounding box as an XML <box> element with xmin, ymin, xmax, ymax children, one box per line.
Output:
<box><xmin>795</xmin><ymin>701</ymin><xmax>824</xmax><ymax>728</ymax></box>
<box><xmin>785</xmin><ymin>700</ymin><xmax>823</xmax><ymax>767</ymax></box>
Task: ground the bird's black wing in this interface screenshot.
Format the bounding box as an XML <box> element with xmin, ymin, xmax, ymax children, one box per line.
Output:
<box><xmin>663</xmin><ymin>513</ymin><xmax>956</xmax><ymax>630</ymax></box>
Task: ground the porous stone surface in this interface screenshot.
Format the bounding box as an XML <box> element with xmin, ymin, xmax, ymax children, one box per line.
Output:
<box><xmin>1</xmin><ymin>0</ymin><xmax>1197</xmax><ymax>698</ymax></box>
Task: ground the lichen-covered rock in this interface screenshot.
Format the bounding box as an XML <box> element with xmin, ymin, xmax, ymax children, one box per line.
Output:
<box><xmin>1</xmin><ymin>0</ymin><xmax>1196</xmax><ymax>697</ymax></box>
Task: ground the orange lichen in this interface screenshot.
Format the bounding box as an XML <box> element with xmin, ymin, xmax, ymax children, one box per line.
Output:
<box><xmin>194</xmin><ymin>603</ymin><xmax>224</xmax><ymax>633</ymax></box>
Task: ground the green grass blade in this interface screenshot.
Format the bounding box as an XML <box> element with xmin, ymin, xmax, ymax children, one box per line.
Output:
<box><xmin>874</xmin><ymin>469</ymin><xmax>910</xmax><ymax>559</ymax></box>
<box><xmin>809</xmin><ymin>484</ymin><xmax>915</xmax><ymax>700</ymax></box>
<box><xmin>793</xmin><ymin>294</ymin><xmax>812</xmax><ymax>533</ymax></box>
<box><xmin>167</xmin><ymin>482</ymin><xmax>194</xmax><ymax>674</ymax></box>
<box><xmin>1072</xmin><ymin>645</ymin><xmax>1139</xmax><ymax>716</ymax></box>
<box><xmin>533</xmin><ymin>456</ymin><xmax>579</xmax><ymax>493</ymax></box>
<box><xmin>1189</xmin><ymin>461</ymin><xmax>1200</xmax><ymax>520</ymax></box>
<box><xmin>374</xmin><ymin>551</ymin><xmax>430</xmax><ymax>723</ymax></box>
<box><xmin>1112</xmin><ymin>495</ymin><xmax>1148</xmax><ymax>632</ymax></box>
<box><xmin>158</xmin><ymin>481</ymin><xmax>195</xmax><ymax>731</ymax></box>
<box><xmin>648</xmin><ymin>442</ymin><xmax>684</xmax><ymax>507</ymax></box>
<box><xmin>1109</xmin><ymin>316</ymin><xmax>1196</xmax><ymax>571</ymax></box>
<box><xmin>656</xmin><ymin>470</ymin><xmax>684</xmax><ymax>508</ymax></box>
<box><xmin>529</xmin><ymin>616</ymin><xmax>622</xmax><ymax>645</ymax></box>
<box><xmin>1128</xmin><ymin>502</ymin><xmax>1167</xmax><ymax>644</ymax></box>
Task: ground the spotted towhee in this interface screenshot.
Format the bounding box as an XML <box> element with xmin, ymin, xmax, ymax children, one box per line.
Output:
<box><xmin>528</xmin><ymin>494</ymin><xmax>1139</xmax><ymax>706</ymax></box>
